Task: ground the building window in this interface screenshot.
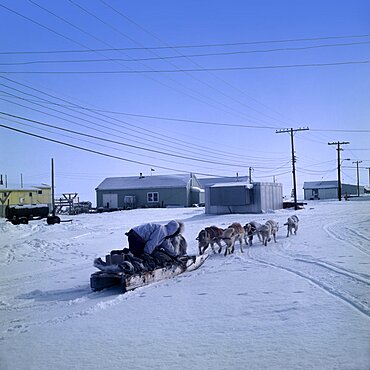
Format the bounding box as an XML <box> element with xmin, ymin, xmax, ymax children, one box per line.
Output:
<box><xmin>311</xmin><ymin>189</ymin><xmax>319</xmax><ymax>200</ymax></box>
<box><xmin>147</xmin><ymin>192</ymin><xmax>159</xmax><ymax>203</ymax></box>
<box><xmin>29</xmin><ymin>192</ymin><xmax>33</xmax><ymax>197</ymax></box>
<box><xmin>38</xmin><ymin>190</ymin><xmax>42</xmax><ymax>195</ymax></box>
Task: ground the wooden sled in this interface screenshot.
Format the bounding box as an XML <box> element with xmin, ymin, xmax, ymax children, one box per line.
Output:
<box><xmin>90</xmin><ymin>254</ymin><xmax>208</xmax><ymax>292</ymax></box>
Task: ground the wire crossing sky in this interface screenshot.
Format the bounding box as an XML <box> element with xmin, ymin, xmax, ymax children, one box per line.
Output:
<box><xmin>0</xmin><ymin>0</ymin><xmax>369</xmax><ymax>203</ymax></box>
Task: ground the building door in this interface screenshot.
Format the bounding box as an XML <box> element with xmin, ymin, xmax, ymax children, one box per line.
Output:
<box><xmin>102</xmin><ymin>193</ymin><xmax>118</xmax><ymax>208</ymax></box>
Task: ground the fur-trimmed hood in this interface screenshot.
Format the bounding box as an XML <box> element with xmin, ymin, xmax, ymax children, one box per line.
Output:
<box><xmin>177</xmin><ymin>220</ymin><xmax>185</xmax><ymax>234</ymax></box>
<box><xmin>165</xmin><ymin>220</ymin><xmax>184</xmax><ymax>237</ymax></box>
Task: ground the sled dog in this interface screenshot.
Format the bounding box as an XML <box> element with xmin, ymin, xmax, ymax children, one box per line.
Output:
<box><xmin>284</xmin><ymin>215</ymin><xmax>299</xmax><ymax>237</ymax></box>
<box><xmin>243</xmin><ymin>221</ymin><xmax>262</xmax><ymax>246</ymax></box>
<box><xmin>222</xmin><ymin>222</ymin><xmax>245</xmax><ymax>256</ymax></box>
<box><xmin>196</xmin><ymin>226</ymin><xmax>224</xmax><ymax>255</ymax></box>
<box><xmin>260</xmin><ymin>220</ymin><xmax>279</xmax><ymax>246</ymax></box>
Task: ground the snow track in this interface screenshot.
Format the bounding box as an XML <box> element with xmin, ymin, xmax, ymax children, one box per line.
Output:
<box><xmin>244</xmin><ymin>213</ymin><xmax>370</xmax><ymax>318</ymax></box>
<box><xmin>246</xmin><ymin>247</ymin><xmax>370</xmax><ymax>317</ymax></box>
<box><xmin>324</xmin><ymin>221</ymin><xmax>370</xmax><ymax>256</ymax></box>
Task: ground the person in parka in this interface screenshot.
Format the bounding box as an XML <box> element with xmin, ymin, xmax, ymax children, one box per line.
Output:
<box><xmin>126</xmin><ymin>220</ymin><xmax>185</xmax><ymax>258</ymax></box>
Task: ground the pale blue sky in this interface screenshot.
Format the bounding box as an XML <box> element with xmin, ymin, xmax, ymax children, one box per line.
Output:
<box><xmin>0</xmin><ymin>0</ymin><xmax>369</xmax><ymax>203</ymax></box>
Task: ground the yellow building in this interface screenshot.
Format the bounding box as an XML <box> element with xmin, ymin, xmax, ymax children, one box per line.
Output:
<box><xmin>0</xmin><ymin>185</ymin><xmax>52</xmax><ymax>218</ymax></box>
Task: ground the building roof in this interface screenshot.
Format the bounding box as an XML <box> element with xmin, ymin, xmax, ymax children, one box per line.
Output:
<box><xmin>0</xmin><ymin>184</ymin><xmax>51</xmax><ymax>192</ymax></box>
<box><xmin>198</xmin><ymin>176</ymin><xmax>249</xmax><ymax>188</ymax></box>
<box><xmin>303</xmin><ymin>181</ymin><xmax>339</xmax><ymax>189</ymax></box>
<box><xmin>96</xmin><ymin>174</ymin><xmax>196</xmax><ymax>191</ymax></box>
<box><xmin>211</xmin><ymin>181</ymin><xmax>253</xmax><ymax>189</ymax></box>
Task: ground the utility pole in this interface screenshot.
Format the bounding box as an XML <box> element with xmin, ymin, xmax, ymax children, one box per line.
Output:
<box><xmin>353</xmin><ymin>160</ymin><xmax>362</xmax><ymax>197</ymax></box>
<box><xmin>51</xmin><ymin>158</ymin><xmax>56</xmax><ymax>217</ymax></box>
<box><xmin>249</xmin><ymin>167</ymin><xmax>253</xmax><ymax>184</ymax></box>
<box><xmin>328</xmin><ymin>141</ymin><xmax>350</xmax><ymax>201</ymax></box>
<box><xmin>366</xmin><ymin>167</ymin><xmax>370</xmax><ymax>188</ymax></box>
<box><xmin>276</xmin><ymin>127</ymin><xmax>309</xmax><ymax>210</ymax></box>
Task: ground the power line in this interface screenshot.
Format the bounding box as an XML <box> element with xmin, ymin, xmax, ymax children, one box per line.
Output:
<box><xmin>0</xmin><ymin>85</ymin><xmax>289</xmax><ymax>163</ymax></box>
<box><xmin>0</xmin><ymin>76</ymin><xmax>291</xmax><ymax>161</ymax></box>
<box><xmin>3</xmin><ymin>40</ymin><xmax>370</xmax><ymax>66</ymax></box>
<box><xmin>2</xmin><ymin>60</ymin><xmax>369</xmax><ymax>74</ymax></box>
<box><xmin>0</xmin><ymin>122</ymin><xmax>226</xmax><ymax>175</ymax></box>
<box><xmin>0</xmin><ymin>122</ymin><xmax>289</xmax><ymax>177</ymax></box>
<box><xmin>7</xmin><ymin>116</ymin><xmax>248</xmax><ymax>173</ymax></box>
<box><xmin>1</xmin><ymin>92</ymin><xmax>257</xmax><ymax>164</ymax></box>
<box><xmin>0</xmin><ymin>3</ymin><xmax>98</xmax><ymax>54</ymax></box>
<box><xmin>0</xmin><ymin>122</ymin><xmax>218</xmax><ymax>176</ymax></box>
<box><xmin>342</xmin><ymin>165</ymin><xmax>369</xmax><ymax>169</ymax></box>
<box><xmin>6</xmin><ymin>2</ymin><xmax>269</xmax><ymax>125</ymax></box>
<box><xmin>1</xmin><ymin>88</ymin><xmax>276</xmax><ymax>130</ymax></box>
<box><xmin>311</xmin><ymin>128</ymin><xmax>370</xmax><ymax>133</ymax></box>
<box><xmin>1</xmin><ymin>77</ymin><xmax>368</xmax><ymax>136</ymax></box>
<box><xmin>0</xmin><ymin>111</ymin><xmax>259</xmax><ymax>169</ymax></box>
<box><xmin>0</xmin><ymin>78</ymin><xmax>277</xmax><ymax>129</ymax></box>
<box><xmin>2</xmin><ymin>33</ymin><xmax>370</xmax><ymax>54</ymax></box>
<box><xmin>64</xmin><ymin>0</ymin><xmax>288</xmax><ymax>128</ymax></box>
<box><xmin>297</xmin><ymin>167</ymin><xmax>337</xmax><ymax>175</ymax></box>
<box><xmin>2</xmin><ymin>94</ymin><xmax>268</xmax><ymax>164</ymax></box>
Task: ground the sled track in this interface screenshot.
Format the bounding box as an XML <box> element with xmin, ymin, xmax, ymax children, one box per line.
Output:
<box><xmin>246</xmin><ymin>247</ymin><xmax>370</xmax><ymax>318</ymax></box>
<box><xmin>294</xmin><ymin>258</ymin><xmax>370</xmax><ymax>284</ymax></box>
<box><xmin>272</xmin><ymin>239</ymin><xmax>370</xmax><ymax>282</ymax></box>
<box><xmin>324</xmin><ymin>221</ymin><xmax>370</xmax><ymax>256</ymax></box>
<box><xmin>1</xmin><ymin>288</ymin><xmax>134</xmax><ymax>339</ymax></box>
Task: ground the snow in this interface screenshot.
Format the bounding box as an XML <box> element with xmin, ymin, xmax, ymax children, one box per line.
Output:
<box><xmin>1</xmin><ymin>199</ymin><xmax>370</xmax><ymax>370</ymax></box>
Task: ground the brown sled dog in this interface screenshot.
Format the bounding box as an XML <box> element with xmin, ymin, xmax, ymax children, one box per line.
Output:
<box><xmin>196</xmin><ymin>226</ymin><xmax>224</xmax><ymax>255</ymax></box>
<box><xmin>222</xmin><ymin>222</ymin><xmax>245</xmax><ymax>256</ymax></box>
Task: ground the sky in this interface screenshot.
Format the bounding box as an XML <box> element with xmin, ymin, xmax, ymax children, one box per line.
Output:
<box><xmin>0</xmin><ymin>0</ymin><xmax>369</xmax><ymax>203</ymax></box>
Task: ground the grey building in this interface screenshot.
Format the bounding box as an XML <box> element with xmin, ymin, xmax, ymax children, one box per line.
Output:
<box><xmin>303</xmin><ymin>180</ymin><xmax>364</xmax><ymax>200</ymax></box>
<box><xmin>205</xmin><ymin>181</ymin><xmax>283</xmax><ymax>214</ymax></box>
<box><xmin>95</xmin><ymin>173</ymin><xmax>204</xmax><ymax>210</ymax></box>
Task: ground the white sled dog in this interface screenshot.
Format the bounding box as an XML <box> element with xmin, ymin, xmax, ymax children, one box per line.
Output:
<box><xmin>260</xmin><ymin>219</ymin><xmax>279</xmax><ymax>246</ymax></box>
<box><xmin>196</xmin><ymin>226</ymin><xmax>224</xmax><ymax>255</ymax></box>
<box><xmin>284</xmin><ymin>215</ymin><xmax>299</xmax><ymax>237</ymax></box>
<box><xmin>243</xmin><ymin>221</ymin><xmax>262</xmax><ymax>246</ymax></box>
<box><xmin>222</xmin><ymin>222</ymin><xmax>245</xmax><ymax>256</ymax></box>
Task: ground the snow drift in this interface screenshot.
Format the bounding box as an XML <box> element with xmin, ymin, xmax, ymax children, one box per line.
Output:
<box><xmin>0</xmin><ymin>199</ymin><xmax>369</xmax><ymax>369</ymax></box>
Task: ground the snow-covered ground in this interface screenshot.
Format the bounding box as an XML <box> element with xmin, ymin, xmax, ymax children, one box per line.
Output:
<box><xmin>1</xmin><ymin>199</ymin><xmax>369</xmax><ymax>370</ymax></box>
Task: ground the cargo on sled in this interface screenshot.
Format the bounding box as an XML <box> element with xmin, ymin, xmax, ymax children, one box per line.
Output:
<box><xmin>90</xmin><ymin>249</ymin><xmax>208</xmax><ymax>292</ymax></box>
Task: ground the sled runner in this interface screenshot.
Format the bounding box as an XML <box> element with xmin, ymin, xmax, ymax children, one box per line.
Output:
<box><xmin>90</xmin><ymin>252</ymin><xmax>208</xmax><ymax>292</ymax></box>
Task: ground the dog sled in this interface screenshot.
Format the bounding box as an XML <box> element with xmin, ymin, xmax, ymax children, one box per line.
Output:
<box><xmin>90</xmin><ymin>250</ymin><xmax>208</xmax><ymax>292</ymax></box>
